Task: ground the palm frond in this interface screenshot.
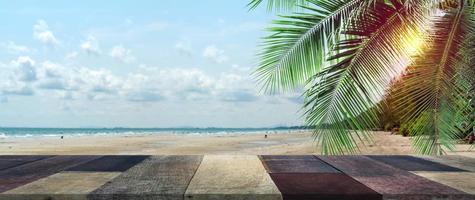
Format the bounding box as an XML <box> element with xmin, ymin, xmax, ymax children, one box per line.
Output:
<box><xmin>254</xmin><ymin>0</ymin><xmax>365</xmax><ymax>93</ymax></box>
<box><xmin>247</xmin><ymin>0</ymin><xmax>309</xmax><ymax>12</ymax></box>
<box><xmin>303</xmin><ymin>0</ymin><xmax>432</xmax><ymax>154</ymax></box>
<box><xmin>393</xmin><ymin>1</ymin><xmax>475</xmax><ymax>154</ymax></box>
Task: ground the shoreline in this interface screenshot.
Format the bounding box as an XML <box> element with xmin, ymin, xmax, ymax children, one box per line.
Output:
<box><xmin>0</xmin><ymin>129</ymin><xmax>308</xmax><ymax>139</ymax></box>
<box><xmin>0</xmin><ymin>131</ymin><xmax>473</xmax><ymax>156</ymax></box>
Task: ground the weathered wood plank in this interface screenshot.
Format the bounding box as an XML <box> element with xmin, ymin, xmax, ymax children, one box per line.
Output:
<box><xmin>367</xmin><ymin>155</ymin><xmax>466</xmax><ymax>172</ymax></box>
<box><xmin>0</xmin><ymin>156</ymin><xmax>51</xmax><ymax>171</ymax></box>
<box><xmin>2</xmin><ymin>172</ymin><xmax>120</xmax><ymax>200</ymax></box>
<box><xmin>261</xmin><ymin>156</ymin><xmax>381</xmax><ymax>200</ymax></box>
<box><xmin>89</xmin><ymin>155</ymin><xmax>202</xmax><ymax>200</ymax></box>
<box><xmin>269</xmin><ymin>173</ymin><xmax>381</xmax><ymax>200</ymax></box>
<box><xmin>259</xmin><ymin>155</ymin><xmax>340</xmax><ymax>173</ymax></box>
<box><xmin>318</xmin><ymin>156</ymin><xmax>472</xmax><ymax>200</ymax></box>
<box><xmin>184</xmin><ymin>155</ymin><xmax>281</xmax><ymax>200</ymax></box>
<box><xmin>413</xmin><ymin>172</ymin><xmax>475</xmax><ymax>195</ymax></box>
<box><xmin>66</xmin><ymin>155</ymin><xmax>148</xmax><ymax>172</ymax></box>
<box><xmin>416</xmin><ymin>155</ymin><xmax>475</xmax><ymax>172</ymax></box>
<box><xmin>0</xmin><ymin>156</ymin><xmax>100</xmax><ymax>193</ymax></box>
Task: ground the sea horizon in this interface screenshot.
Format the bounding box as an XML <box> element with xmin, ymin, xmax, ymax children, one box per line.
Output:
<box><xmin>0</xmin><ymin>126</ymin><xmax>309</xmax><ymax>138</ymax></box>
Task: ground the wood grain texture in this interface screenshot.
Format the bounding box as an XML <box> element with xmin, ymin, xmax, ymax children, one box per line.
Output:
<box><xmin>66</xmin><ymin>155</ymin><xmax>148</xmax><ymax>172</ymax></box>
<box><xmin>0</xmin><ymin>156</ymin><xmax>52</xmax><ymax>171</ymax></box>
<box><xmin>367</xmin><ymin>155</ymin><xmax>466</xmax><ymax>172</ymax></box>
<box><xmin>259</xmin><ymin>155</ymin><xmax>340</xmax><ymax>173</ymax></box>
<box><xmin>318</xmin><ymin>156</ymin><xmax>472</xmax><ymax>200</ymax></box>
<box><xmin>2</xmin><ymin>172</ymin><xmax>120</xmax><ymax>200</ymax></box>
<box><xmin>413</xmin><ymin>172</ymin><xmax>475</xmax><ymax>195</ymax></box>
<box><xmin>185</xmin><ymin>155</ymin><xmax>281</xmax><ymax>200</ymax></box>
<box><xmin>89</xmin><ymin>155</ymin><xmax>202</xmax><ymax>200</ymax></box>
<box><xmin>0</xmin><ymin>156</ymin><xmax>100</xmax><ymax>193</ymax></box>
<box><xmin>416</xmin><ymin>155</ymin><xmax>475</xmax><ymax>172</ymax></box>
<box><xmin>270</xmin><ymin>173</ymin><xmax>381</xmax><ymax>200</ymax></box>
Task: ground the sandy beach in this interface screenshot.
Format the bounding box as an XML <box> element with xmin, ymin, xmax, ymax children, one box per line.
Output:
<box><xmin>0</xmin><ymin>131</ymin><xmax>473</xmax><ymax>156</ymax></box>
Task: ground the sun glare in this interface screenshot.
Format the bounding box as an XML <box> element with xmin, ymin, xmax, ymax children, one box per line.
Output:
<box><xmin>403</xmin><ymin>31</ymin><xmax>426</xmax><ymax>57</ymax></box>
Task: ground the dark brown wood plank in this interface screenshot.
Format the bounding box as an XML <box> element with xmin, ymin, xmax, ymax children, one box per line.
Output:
<box><xmin>259</xmin><ymin>155</ymin><xmax>339</xmax><ymax>173</ymax></box>
<box><xmin>66</xmin><ymin>155</ymin><xmax>149</xmax><ymax>172</ymax></box>
<box><xmin>89</xmin><ymin>155</ymin><xmax>203</xmax><ymax>200</ymax></box>
<box><xmin>318</xmin><ymin>156</ymin><xmax>471</xmax><ymax>200</ymax></box>
<box><xmin>270</xmin><ymin>173</ymin><xmax>381</xmax><ymax>200</ymax></box>
<box><xmin>0</xmin><ymin>155</ymin><xmax>100</xmax><ymax>193</ymax></box>
<box><xmin>0</xmin><ymin>155</ymin><xmax>52</xmax><ymax>171</ymax></box>
<box><xmin>367</xmin><ymin>155</ymin><xmax>466</xmax><ymax>172</ymax></box>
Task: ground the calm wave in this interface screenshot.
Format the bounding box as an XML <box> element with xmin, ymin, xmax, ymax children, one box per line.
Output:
<box><xmin>0</xmin><ymin>127</ymin><xmax>308</xmax><ymax>138</ymax></box>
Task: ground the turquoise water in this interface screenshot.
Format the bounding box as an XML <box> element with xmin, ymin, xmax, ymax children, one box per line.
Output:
<box><xmin>0</xmin><ymin>127</ymin><xmax>307</xmax><ymax>138</ymax></box>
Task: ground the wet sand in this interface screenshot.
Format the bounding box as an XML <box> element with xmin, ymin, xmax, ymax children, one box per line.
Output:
<box><xmin>0</xmin><ymin>131</ymin><xmax>473</xmax><ymax>155</ymax></box>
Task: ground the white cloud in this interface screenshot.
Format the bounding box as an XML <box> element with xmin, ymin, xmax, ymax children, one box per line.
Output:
<box><xmin>56</xmin><ymin>91</ymin><xmax>75</xmax><ymax>100</ymax></box>
<box><xmin>78</xmin><ymin>68</ymin><xmax>122</xmax><ymax>95</ymax></box>
<box><xmin>174</xmin><ymin>41</ymin><xmax>193</xmax><ymax>56</ymax></box>
<box><xmin>1</xmin><ymin>57</ymin><xmax>260</xmax><ymax>104</ymax></box>
<box><xmin>12</xmin><ymin>56</ymin><xmax>37</xmax><ymax>82</ymax></box>
<box><xmin>202</xmin><ymin>45</ymin><xmax>228</xmax><ymax>63</ymax></box>
<box><xmin>231</xmin><ymin>64</ymin><xmax>251</xmax><ymax>73</ymax></box>
<box><xmin>80</xmin><ymin>35</ymin><xmax>101</xmax><ymax>55</ymax></box>
<box><xmin>33</xmin><ymin>20</ymin><xmax>60</xmax><ymax>46</ymax></box>
<box><xmin>219</xmin><ymin>90</ymin><xmax>257</xmax><ymax>102</ymax></box>
<box><xmin>2</xmin><ymin>41</ymin><xmax>30</xmax><ymax>53</ymax></box>
<box><xmin>35</xmin><ymin>61</ymin><xmax>72</xmax><ymax>90</ymax></box>
<box><xmin>109</xmin><ymin>45</ymin><xmax>135</xmax><ymax>63</ymax></box>
<box><xmin>122</xmin><ymin>68</ymin><xmax>213</xmax><ymax>101</ymax></box>
<box><xmin>65</xmin><ymin>51</ymin><xmax>78</xmax><ymax>60</ymax></box>
<box><xmin>214</xmin><ymin>73</ymin><xmax>258</xmax><ymax>102</ymax></box>
<box><xmin>125</xmin><ymin>91</ymin><xmax>163</xmax><ymax>102</ymax></box>
<box><xmin>0</xmin><ymin>80</ymin><xmax>34</xmax><ymax>96</ymax></box>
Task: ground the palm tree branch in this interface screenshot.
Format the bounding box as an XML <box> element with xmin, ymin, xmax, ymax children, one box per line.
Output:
<box><xmin>254</xmin><ymin>0</ymin><xmax>365</xmax><ymax>93</ymax></box>
<box><xmin>394</xmin><ymin>0</ymin><xmax>475</xmax><ymax>154</ymax></box>
<box><xmin>305</xmin><ymin>0</ymin><xmax>431</xmax><ymax>154</ymax></box>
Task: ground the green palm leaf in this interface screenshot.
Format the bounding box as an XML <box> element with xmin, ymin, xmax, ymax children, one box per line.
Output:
<box><xmin>252</xmin><ymin>0</ymin><xmax>475</xmax><ymax>155</ymax></box>
<box><xmin>247</xmin><ymin>0</ymin><xmax>309</xmax><ymax>12</ymax></box>
<box><xmin>303</xmin><ymin>0</ymin><xmax>432</xmax><ymax>154</ymax></box>
<box><xmin>393</xmin><ymin>1</ymin><xmax>475</xmax><ymax>154</ymax></box>
<box><xmin>254</xmin><ymin>0</ymin><xmax>365</xmax><ymax>93</ymax></box>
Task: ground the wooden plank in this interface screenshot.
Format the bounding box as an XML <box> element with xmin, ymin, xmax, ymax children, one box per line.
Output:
<box><xmin>412</xmin><ymin>172</ymin><xmax>475</xmax><ymax>195</ymax></box>
<box><xmin>367</xmin><ymin>155</ymin><xmax>466</xmax><ymax>172</ymax></box>
<box><xmin>318</xmin><ymin>156</ymin><xmax>471</xmax><ymax>200</ymax></box>
<box><xmin>269</xmin><ymin>173</ymin><xmax>381</xmax><ymax>200</ymax></box>
<box><xmin>0</xmin><ymin>156</ymin><xmax>100</xmax><ymax>193</ymax></box>
<box><xmin>261</xmin><ymin>156</ymin><xmax>381</xmax><ymax>200</ymax></box>
<box><xmin>259</xmin><ymin>155</ymin><xmax>340</xmax><ymax>173</ymax></box>
<box><xmin>66</xmin><ymin>155</ymin><xmax>148</xmax><ymax>172</ymax></box>
<box><xmin>416</xmin><ymin>155</ymin><xmax>475</xmax><ymax>172</ymax></box>
<box><xmin>2</xmin><ymin>172</ymin><xmax>120</xmax><ymax>200</ymax></box>
<box><xmin>0</xmin><ymin>156</ymin><xmax>51</xmax><ymax>171</ymax></box>
<box><xmin>89</xmin><ymin>155</ymin><xmax>202</xmax><ymax>200</ymax></box>
<box><xmin>184</xmin><ymin>155</ymin><xmax>281</xmax><ymax>200</ymax></box>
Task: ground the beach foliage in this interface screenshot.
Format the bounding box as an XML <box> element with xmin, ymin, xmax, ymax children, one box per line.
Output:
<box><xmin>251</xmin><ymin>0</ymin><xmax>475</xmax><ymax>154</ymax></box>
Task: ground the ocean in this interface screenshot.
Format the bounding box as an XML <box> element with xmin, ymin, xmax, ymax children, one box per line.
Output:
<box><xmin>0</xmin><ymin>127</ymin><xmax>308</xmax><ymax>138</ymax></box>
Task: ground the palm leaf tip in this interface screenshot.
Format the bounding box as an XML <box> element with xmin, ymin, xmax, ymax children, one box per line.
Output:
<box><xmin>247</xmin><ymin>0</ymin><xmax>309</xmax><ymax>12</ymax></box>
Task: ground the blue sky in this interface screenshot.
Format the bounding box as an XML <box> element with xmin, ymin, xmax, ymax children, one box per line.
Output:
<box><xmin>0</xmin><ymin>0</ymin><xmax>302</xmax><ymax>128</ymax></box>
